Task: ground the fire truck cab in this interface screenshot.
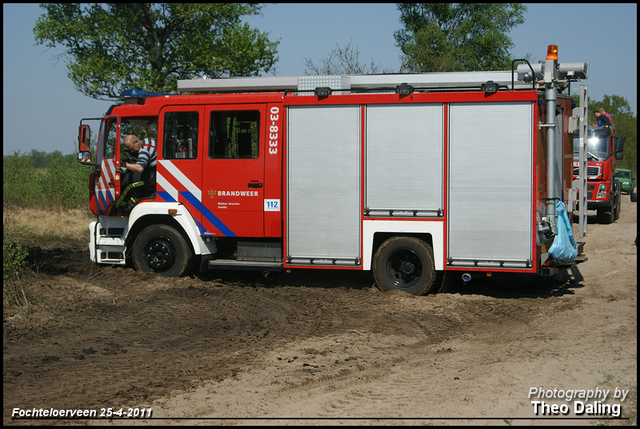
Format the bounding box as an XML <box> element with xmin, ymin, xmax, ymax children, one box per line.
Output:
<box><xmin>78</xmin><ymin>45</ymin><xmax>589</xmax><ymax>295</ymax></box>
<box><xmin>572</xmin><ymin>125</ymin><xmax>624</xmax><ymax>224</ymax></box>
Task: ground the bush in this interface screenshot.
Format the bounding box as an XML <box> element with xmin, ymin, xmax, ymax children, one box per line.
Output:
<box><xmin>2</xmin><ymin>151</ymin><xmax>93</xmax><ymax>308</ymax></box>
<box><xmin>3</xmin><ymin>208</ymin><xmax>30</xmax><ymax>306</ymax></box>
<box><xmin>39</xmin><ymin>157</ymin><xmax>91</xmax><ymax>208</ymax></box>
<box><xmin>3</xmin><ymin>151</ymin><xmax>91</xmax><ymax>210</ymax></box>
<box><xmin>3</xmin><ymin>239</ymin><xmax>28</xmax><ymax>284</ymax></box>
<box><xmin>3</xmin><ymin>155</ymin><xmax>40</xmax><ymax>207</ymax></box>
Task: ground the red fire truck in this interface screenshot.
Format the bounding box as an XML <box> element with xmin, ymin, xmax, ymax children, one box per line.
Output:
<box><xmin>572</xmin><ymin>125</ymin><xmax>624</xmax><ymax>224</ymax></box>
<box><xmin>78</xmin><ymin>45</ymin><xmax>588</xmax><ymax>295</ymax></box>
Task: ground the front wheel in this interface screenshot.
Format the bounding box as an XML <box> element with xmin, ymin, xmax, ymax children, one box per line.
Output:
<box><xmin>132</xmin><ymin>224</ymin><xmax>193</xmax><ymax>277</ymax></box>
<box><xmin>597</xmin><ymin>206</ymin><xmax>615</xmax><ymax>224</ymax></box>
<box><xmin>614</xmin><ymin>184</ymin><xmax>622</xmax><ymax>221</ymax></box>
<box><xmin>372</xmin><ymin>236</ymin><xmax>437</xmax><ymax>296</ymax></box>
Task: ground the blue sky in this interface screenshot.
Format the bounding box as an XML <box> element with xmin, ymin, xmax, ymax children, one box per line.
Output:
<box><xmin>3</xmin><ymin>3</ymin><xmax>637</xmax><ymax>156</ymax></box>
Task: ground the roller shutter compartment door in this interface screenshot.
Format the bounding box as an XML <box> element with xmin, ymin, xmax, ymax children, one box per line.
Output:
<box><xmin>287</xmin><ymin>105</ymin><xmax>361</xmax><ymax>264</ymax></box>
<box><xmin>365</xmin><ymin>104</ymin><xmax>444</xmax><ymax>217</ymax></box>
<box><xmin>447</xmin><ymin>102</ymin><xmax>533</xmax><ymax>267</ymax></box>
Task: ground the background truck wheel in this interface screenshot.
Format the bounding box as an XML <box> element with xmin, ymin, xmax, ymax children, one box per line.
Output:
<box><xmin>372</xmin><ymin>236</ymin><xmax>437</xmax><ymax>296</ymax></box>
<box><xmin>614</xmin><ymin>188</ymin><xmax>621</xmax><ymax>221</ymax></box>
<box><xmin>132</xmin><ymin>224</ymin><xmax>193</xmax><ymax>277</ymax></box>
<box><xmin>597</xmin><ymin>206</ymin><xmax>615</xmax><ymax>224</ymax></box>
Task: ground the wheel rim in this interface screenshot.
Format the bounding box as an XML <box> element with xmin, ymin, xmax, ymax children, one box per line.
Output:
<box><xmin>385</xmin><ymin>248</ymin><xmax>423</xmax><ymax>288</ymax></box>
<box><xmin>143</xmin><ymin>237</ymin><xmax>176</xmax><ymax>272</ymax></box>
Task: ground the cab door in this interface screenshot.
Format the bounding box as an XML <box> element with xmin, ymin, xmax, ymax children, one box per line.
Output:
<box><xmin>94</xmin><ymin>116</ymin><xmax>120</xmax><ymax>215</ymax></box>
<box><xmin>155</xmin><ymin>106</ymin><xmax>204</xmax><ymax>220</ymax></box>
<box><xmin>201</xmin><ymin>105</ymin><xmax>266</xmax><ymax>237</ymax></box>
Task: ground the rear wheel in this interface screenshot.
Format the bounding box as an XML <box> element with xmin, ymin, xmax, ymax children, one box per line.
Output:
<box><xmin>372</xmin><ymin>236</ymin><xmax>437</xmax><ymax>296</ymax></box>
<box><xmin>597</xmin><ymin>206</ymin><xmax>615</xmax><ymax>224</ymax></box>
<box><xmin>132</xmin><ymin>224</ymin><xmax>193</xmax><ymax>277</ymax></box>
<box><xmin>614</xmin><ymin>183</ymin><xmax>622</xmax><ymax>221</ymax></box>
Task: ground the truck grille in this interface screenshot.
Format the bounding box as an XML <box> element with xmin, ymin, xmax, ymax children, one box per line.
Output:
<box><xmin>575</xmin><ymin>166</ymin><xmax>600</xmax><ymax>178</ymax></box>
<box><xmin>587</xmin><ymin>166</ymin><xmax>600</xmax><ymax>176</ymax></box>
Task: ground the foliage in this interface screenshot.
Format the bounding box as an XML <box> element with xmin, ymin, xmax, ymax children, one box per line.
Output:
<box><xmin>586</xmin><ymin>95</ymin><xmax>637</xmax><ymax>176</ymax></box>
<box><xmin>3</xmin><ymin>150</ymin><xmax>93</xmax><ymax>307</ymax></box>
<box><xmin>25</xmin><ymin>149</ymin><xmax>77</xmax><ymax>169</ymax></box>
<box><xmin>3</xmin><ymin>155</ymin><xmax>40</xmax><ymax>207</ymax></box>
<box><xmin>3</xmin><ymin>151</ymin><xmax>91</xmax><ymax>209</ymax></box>
<box><xmin>2</xmin><ymin>239</ymin><xmax>30</xmax><ymax>306</ymax></box>
<box><xmin>3</xmin><ymin>238</ymin><xmax>28</xmax><ymax>285</ymax></box>
<box><xmin>3</xmin><ymin>208</ymin><xmax>30</xmax><ymax>307</ymax></box>
<box><xmin>33</xmin><ymin>3</ymin><xmax>280</xmax><ymax>100</ymax></box>
<box><xmin>394</xmin><ymin>3</ymin><xmax>527</xmax><ymax>73</ymax></box>
<box><xmin>304</xmin><ymin>39</ymin><xmax>393</xmax><ymax>75</ymax></box>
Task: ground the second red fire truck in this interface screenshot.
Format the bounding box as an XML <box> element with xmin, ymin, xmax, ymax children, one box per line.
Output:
<box><xmin>572</xmin><ymin>124</ymin><xmax>624</xmax><ymax>225</ymax></box>
<box><xmin>78</xmin><ymin>45</ymin><xmax>589</xmax><ymax>295</ymax></box>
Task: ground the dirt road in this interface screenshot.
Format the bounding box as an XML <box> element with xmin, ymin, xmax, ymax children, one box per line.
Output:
<box><xmin>4</xmin><ymin>198</ymin><xmax>637</xmax><ymax>425</ymax></box>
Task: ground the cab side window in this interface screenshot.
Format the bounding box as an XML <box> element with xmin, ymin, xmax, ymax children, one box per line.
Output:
<box><xmin>163</xmin><ymin>112</ymin><xmax>199</xmax><ymax>159</ymax></box>
<box><xmin>103</xmin><ymin>118</ymin><xmax>117</xmax><ymax>159</ymax></box>
<box><xmin>210</xmin><ymin>111</ymin><xmax>260</xmax><ymax>159</ymax></box>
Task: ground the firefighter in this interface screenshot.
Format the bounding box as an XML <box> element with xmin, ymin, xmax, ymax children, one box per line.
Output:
<box><xmin>122</xmin><ymin>134</ymin><xmax>141</xmax><ymax>163</ymax></box>
<box><xmin>122</xmin><ymin>122</ymin><xmax>157</xmax><ymax>187</ymax></box>
<box><xmin>597</xmin><ymin>107</ymin><xmax>612</xmax><ymax>124</ymax></box>
<box><xmin>594</xmin><ymin>108</ymin><xmax>612</xmax><ymax>127</ymax></box>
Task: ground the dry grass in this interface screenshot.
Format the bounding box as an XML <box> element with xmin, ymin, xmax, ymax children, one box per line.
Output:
<box><xmin>3</xmin><ymin>206</ymin><xmax>94</xmax><ymax>246</ymax></box>
<box><xmin>4</xmin><ymin>205</ymin><xmax>94</xmax><ymax>307</ymax></box>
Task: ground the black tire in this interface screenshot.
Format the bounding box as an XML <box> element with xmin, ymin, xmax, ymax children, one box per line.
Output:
<box><xmin>132</xmin><ymin>224</ymin><xmax>193</xmax><ymax>277</ymax></box>
<box><xmin>612</xmin><ymin>181</ymin><xmax>621</xmax><ymax>221</ymax></box>
<box><xmin>614</xmin><ymin>187</ymin><xmax>621</xmax><ymax>221</ymax></box>
<box><xmin>372</xmin><ymin>236</ymin><xmax>437</xmax><ymax>296</ymax></box>
<box><xmin>597</xmin><ymin>206</ymin><xmax>614</xmax><ymax>224</ymax></box>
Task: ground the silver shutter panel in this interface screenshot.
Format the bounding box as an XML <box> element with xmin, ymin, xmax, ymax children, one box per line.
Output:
<box><xmin>287</xmin><ymin>105</ymin><xmax>361</xmax><ymax>263</ymax></box>
<box><xmin>366</xmin><ymin>104</ymin><xmax>444</xmax><ymax>216</ymax></box>
<box><xmin>448</xmin><ymin>102</ymin><xmax>533</xmax><ymax>265</ymax></box>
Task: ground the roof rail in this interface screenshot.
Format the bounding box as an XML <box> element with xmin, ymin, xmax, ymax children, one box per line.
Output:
<box><xmin>177</xmin><ymin>71</ymin><xmax>538</xmax><ymax>94</ymax></box>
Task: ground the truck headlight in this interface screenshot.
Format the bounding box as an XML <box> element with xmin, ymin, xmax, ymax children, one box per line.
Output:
<box><xmin>597</xmin><ymin>183</ymin><xmax>607</xmax><ymax>198</ymax></box>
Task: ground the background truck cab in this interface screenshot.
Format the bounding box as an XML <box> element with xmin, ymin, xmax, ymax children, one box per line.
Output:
<box><xmin>572</xmin><ymin>125</ymin><xmax>624</xmax><ymax>224</ymax></box>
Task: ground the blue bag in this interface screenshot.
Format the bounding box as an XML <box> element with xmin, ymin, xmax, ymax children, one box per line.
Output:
<box><xmin>548</xmin><ymin>201</ymin><xmax>577</xmax><ymax>262</ymax></box>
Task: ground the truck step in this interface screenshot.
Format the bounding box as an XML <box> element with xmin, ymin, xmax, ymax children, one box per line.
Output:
<box><xmin>208</xmin><ymin>259</ymin><xmax>283</xmax><ymax>271</ymax></box>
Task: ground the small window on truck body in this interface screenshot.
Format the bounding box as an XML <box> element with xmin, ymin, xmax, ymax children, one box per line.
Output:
<box><xmin>163</xmin><ymin>111</ymin><xmax>199</xmax><ymax>159</ymax></box>
<box><xmin>210</xmin><ymin>111</ymin><xmax>260</xmax><ymax>159</ymax></box>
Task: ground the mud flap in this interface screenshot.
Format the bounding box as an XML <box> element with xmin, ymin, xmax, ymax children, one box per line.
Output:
<box><xmin>569</xmin><ymin>265</ymin><xmax>584</xmax><ymax>284</ymax></box>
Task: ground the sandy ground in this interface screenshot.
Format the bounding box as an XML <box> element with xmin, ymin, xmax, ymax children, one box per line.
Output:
<box><xmin>3</xmin><ymin>197</ymin><xmax>636</xmax><ymax>426</ymax></box>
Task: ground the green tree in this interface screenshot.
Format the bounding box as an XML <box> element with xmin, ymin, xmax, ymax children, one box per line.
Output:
<box><xmin>394</xmin><ymin>3</ymin><xmax>527</xmax><ymax>73</ymax></box>
<box><xmin>43</xmin><ymin>150</ymin><xmax>64</xmax><ymax>169</ymax></box>
<box><xmin>592</xmin><ymin>96</ymin><xmax>637</xmax><ymax>175</ymax></box>
<box><xmin>33</xmin><ymin>3</ymin><xmax>279</xmax><ymax>100</ymax></box>
<box><xmin>28</xmin><ymin>150</ymin><xmax>46</xmax><ymax>169</ymax></box>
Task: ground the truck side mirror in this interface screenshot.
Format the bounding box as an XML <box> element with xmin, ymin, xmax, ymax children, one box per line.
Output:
<box><xmin>79</xmin><ymin>125</ymin><xmax>90</xmax><ymax>152</ymax></box>
<box><xmin>77</xmin><ymin>151</ymin><xmax>92</xmax><ymax>164</ymax></box>
<box><xmin>615</xmin><ymin>137</ymin><xmax>624</xmax><ymax>160</ymax></box>
<box><xmin>78</xmin><ymin>125</ymin><xmax>93</xmax><ymax>164</ymax></box>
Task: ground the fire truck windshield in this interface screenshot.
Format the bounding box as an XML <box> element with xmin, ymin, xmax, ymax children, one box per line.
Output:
<box><xmin>573</xmin><ymin>133</ymin><xmax>609</xmax><ymax>161</ymax></box>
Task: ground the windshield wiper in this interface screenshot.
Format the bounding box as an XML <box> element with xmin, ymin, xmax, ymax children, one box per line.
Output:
<box><xmin>587</xmin><ymin>151</ymin><xmax>600</xmax><ymax>161</ymax></box>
